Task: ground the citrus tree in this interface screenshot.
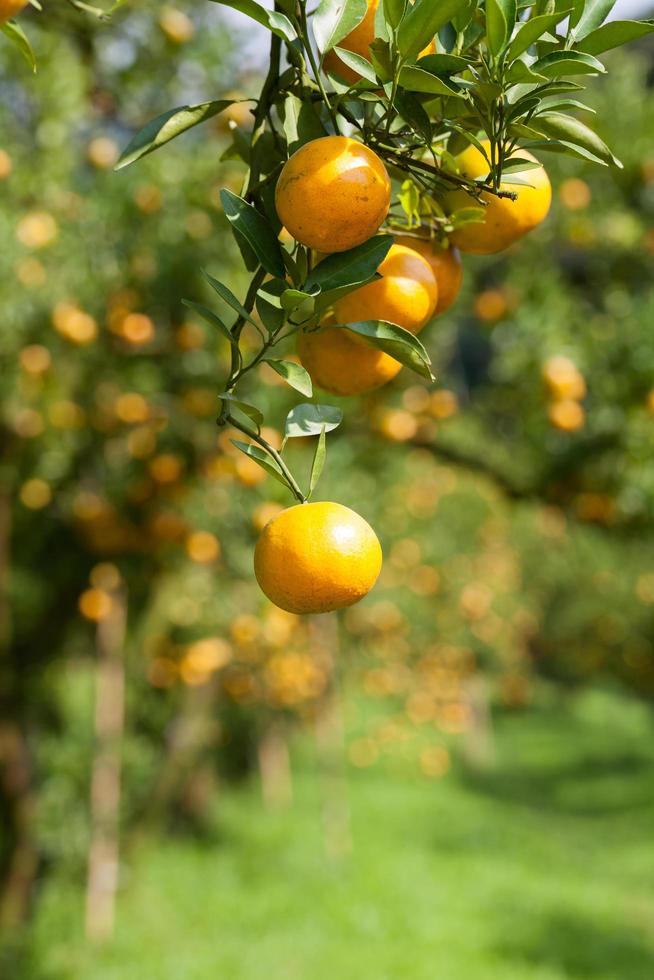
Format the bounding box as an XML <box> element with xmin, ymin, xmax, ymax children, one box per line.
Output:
<box><xmin>112</xmin><ymin>0</ymin><xmax>654</xmax><ymax>615</ymax></box>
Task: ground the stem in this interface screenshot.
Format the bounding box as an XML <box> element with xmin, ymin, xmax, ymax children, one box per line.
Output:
<box><xmin>227</xmin><ymin>413</ymin><xmax>306</xmax><ymax>504</ymax></box>
<box><xmin>366</xmin><ymin>138</ymin><xmax>518</xmax><ymax>200</ymax></box>
<box><xmin>223</xmin><ymin>267</ymin><xmax>268</xmax><ymax>400</ymax></box>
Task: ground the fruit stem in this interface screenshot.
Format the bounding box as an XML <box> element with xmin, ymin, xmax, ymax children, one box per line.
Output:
<box><xmin>226</xmin><ymin>413</ymin><xmax>307</xmax><ymax>504</ymax></box>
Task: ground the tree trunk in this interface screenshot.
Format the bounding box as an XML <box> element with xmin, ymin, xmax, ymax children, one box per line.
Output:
<box><xmin>257</xmin><ymin>721</ymin><xmax>292</xmax><ymax>811</ymax></box>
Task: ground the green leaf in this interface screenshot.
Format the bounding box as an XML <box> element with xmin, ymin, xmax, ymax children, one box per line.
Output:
<box><xmin>280</xmin><ymin>289</ymin><xmax>316</xmax><ymax>323</ymax></box>
<box><xmin>1</xmin><ymin>21</ymin><xmax>36</xmax><ymax>72</ymax></box>
<box><xmin>309</xmin><ymin>425</ymin><xmax>327</xmax><ymax>497</ymax></box>
<box><xmin>282</xmin><ymin>95</ymin><xmax>328</xmax><ymax>153</ymax></box>
<box><xmin>116</xmin><ymin>101</ymin><xmax>232</xmax><ymax>169</ymax></box>
<box><xmin>208</xmin><ymin>0</ymin><xmax>296</xmax><ymax>41</ymax></box>
<box><xmin>416</xmin><ymin>52</ymin><xmax>471</xmax><ymax>73</ymax></box>
<box><xmin>181</xmin><ymin>300</ymin><xmax>238</xmax><ymax>349</ymax></box>
<box><xmin>506</xmin><ymin>10</ymin><xmax>570</xmax><ymax>60</ymax></box>
<box><xmin>533</xmin><ymin>50</ymin><xmax>606</xmax><ymax>77</ymax></box>
<box><xmin>305</xmin><ymin>236</ymin><xmax>393</xmax><ymax>293</ymax></box>
<box><xmin>505</xmin><ymin>59</ymin><xmax>548</xmax><ymax>84</ymax></box>
<box><xmin>486</xmin><ymin>0</ymin><xmax>516</xmax><ymax>58</ymax></box>
<box><xmin>202</xmin><ymin>271</ymin><xmax>260</xmax><ymax>329</ymax></box>
<box><xmin>264</xmin><ymin>359</ymin><xmax>314</xmax><ymax>397</ymax></box>
<box><xmin>230</xmin><ymin>440</ymin><xmax>289</xmax><ymax>488</ymax></box>
<box><xmin>535</xmin><ymin>111</ymin><xmax>621</xmax><ymax>166</ymax></box>
<box><xmin>397</xmin><ymin>0</ymin><xmax>466</xmax><ymax>60</ymax></box>
<box><xmin>535</xmin><ymin>97</ymin><xmax>595</xmax><ymax>114</ymax></box>
<box><xmin>398</xmin><ymin>179</ymin><xmax>421</xmax><ymax>225</ymax></box>
<box><xmin>330</xmin><ymin>46</ymin><xmax>378</xmax><ymax>83</ymax></box>
<box><xmin>576</xmin><ymin>19</ymin><xmax>654</xmax><ymax>54</ymax></box>
<box><xmin>221</xmin><ymin>395</ymin><xmax>264</xmax><ymax>429</ymax></box>
<box><xmin>256</xmin><ymin>294</ymin><xmax>285</xmax><ymax>333</ymax></box>
<box><xmin>336</xmin><ymin>320</ymin><xmax>434</xmax><ymax>381</ymax></box>
<box><xmin>394</xmin><ymin>91</ymin><xmax>432</xmax><ymax>143</ymax></box>
<box><xmin>313</xmin><ymin>0</ymin><xmax>368</xmax><ymax>55</ymax></box>
<box><xmin>220</xmin><ymin>189</ymin><xmax>285</xmax><ymax>278</ymax></box>
<box><xmin>452</xmin><ymin>0</ymin><xmax>477</xmax><ymax>34</ymax></box>
<box><xmin>285</xmin><ymin>403</ymin><xmax>343</xmax><ymax>438</ymax></box>
<box><xmin>384</xmin><ymin>0</ymin><xmax>407</xmax><ymax>30</ymax></box>
<box><xmin>398</xmin><ymin>65</ymin><xmax>462</xmax><ymax>95</ymax></box>
<box><xmin>448</xmin><ymin>206</ymin><xmax>486</xmax><ymax>229</ymax></box>
<box><xmin>570</xmin><ymin>0</ymin><xmax>617</xmax><ymax>40</ymax></box>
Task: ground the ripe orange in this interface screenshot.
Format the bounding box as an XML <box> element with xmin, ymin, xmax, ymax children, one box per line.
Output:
<box><xmin>275</xmin><ymin>136</ymin><xmax>391</xmax><ymax>252</ymax></box>
<box><xmin>333</xmin><ymin>243</ymin><xmax>437</xmax><ymax>330</ymax></box>
<box><xmin>298</xmin><ymin>319</ymin><xmax>403</xmax><ymax>396</ymax></box>
<box><xmin>393</xmin><ymin>235</ymin><xmax>462</xmax><ymax>314</ymax></box>
<box><xmin>323</xmin><ymin>0</ymin><xmax>435</xmax><ymax>84</ymax></box>
<box><xmin>0</xmin><ymin>0</ymin><xmax>27</xmax><ymax>22</ymax></box>
<box><xmin>298</xmin><ymin>243</ymin><xmax>437</xmax><ymax>395</ymax></box>
<box><xmin>542</xmin><ymin>356</ymin><xmax>586</xmax><ymax>401</ymax></box>
<box><xmin>254</xmin><ymin>502</ymin><xmax>382</xmax><ymax>614</ymax></box>
<box><xmin>445</xmin><ymin>140</ymin><xmax>551</xmax><ymax>254</ymax></box>
<box><xmin>548</xmin><ymin>399</ymin><xmax>585</xmax><ymax>432</ymax></box>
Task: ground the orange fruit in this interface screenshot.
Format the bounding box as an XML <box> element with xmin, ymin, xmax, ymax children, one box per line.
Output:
<box><xmin>323</xmin><ymin>0</ymin><xmax>435</xmax><ymax>84</ymax></box>
<box><xmin>275</xmin><ymin>136</ymin><xmax>390</xmax><ymax>252</ymax></box>
<box><xmin>333</xmin><ymin>243</ymin><xmax>437</xmax><ymax>330</ymax></box>
<box><xmin>0</xmin><ymin>0</ymin><xmax>28</xmax><ymax>22</ymax></box>
<box><xmin>298</xmin><ymin>243</ymin><xmax>437</xmax><ymax>396</ymax></box>
<box><xmin>298</xmin><ymin>320</ymin><xmax>403</xmax><ymax>396</ymax></box>
<box><xmin>159</xmin><ymin>7</ymin><xmax>195</xmax><ymax>43</ymax></box>
<box><xmin>548</xmin><ymin>399</ymin><xmax>585</xmax><ymax>432</ymax></box>
<box><xmin>542</xmin><ymin>356</ymin><xmax>586</xmax><ymax>401</ymax></box>
<box><xmin>393</xmin><ymin>235</ymin><xmax>462</xmax><ymax>314</ymax></box>
<box><xmin>254</xmin><ymin>502</ymin><xmax>382</xmax><ymax>614</ymax></box>
<box><xmin>445</xmin><ymin>140</ymin><xmax>551</xmax><ymax>254</ymax></box>
<box><xmin>559</xmin><ymin>178</ymin><xmax>591</xmax><ymax>211</ymax></box>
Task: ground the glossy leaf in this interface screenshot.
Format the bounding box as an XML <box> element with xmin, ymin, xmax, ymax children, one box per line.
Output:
<box><xmin>285</xmin><ymin>403</ymin><xmax>343</xmax><ymax>438</ymax></box>
<box><xmin>576</xmin><ymin>19</ymin><xmax>654</xmax><ymax>54</ymax></box>
<box><xmin>398</xmin><ymin>66</ymin><xmax>462</xmax><ymax>95</ymax></box>
<box><xmin>397</xmin><ymin>0</ymin><xmax>466</xmax><ymax>60</ymax></box>
<box><xmin>535</xmin><ymin>111</ymin><xmax>621</xmax><ymax>166</ymax></box>
<box><xmin>181</xmin><ymin>300</ymin><xmax>238</xmax><ymax>349</ymax></box>
<box><xmin>384</xmin><ymin>0</ymin><xmax>407</xmax><ymax>29</ymax></box>
<box><xmin>486</xmin><ymin>0</ymin><xmax>516</xmax><ymax>57</ymax></box>
<box><xmin>309</xmin><ymin>425</ymin><xmax>327</xmax><ymax>497</ymax></box>
<box><xmin>313</xmin><ymin>0</ymin><xmax>368</xmax><ymax>55</ymax></box>
<box><xmin>220</xmin><ymin>190</ymin><xmax>285</xmax><ymax>278</ymax></box>
<box><xmin>330</xmin><ymin>46</ymin><xmax>378</xmax><ymax>83</ymax></box>
<box><xmin>305</xmin><ymin>236</ymin><xmax>393</xmax><ymax>293</ymax></box>
<box><xmin>337</xmin><ymin>320</ymin><xmax>434</xmax><ymax>380</ymax></box>
<box><xmin>570</xmin><ymin>0</ymin><xmax>617</xmax><ymax>40</ymax></box>
<box><xmin>202</xmin><ymin>271</ymin><xmax>260</xmax><ymax>329</ymax></box>
<box><xmin>1</xmin><ymin>22</ymin><xmax>36</xmax><ymax>72</ymax></box>
<box><xmin>256</xmin><ymin>295</ymin><xmax>285</xmax><ymax>333</ymax></box>
<box><xmin>533</xmin><ymin>50</ymin><xmax>606</xmax><ymax>77</ymax></box>
<box><xmin>116</xmin><ymin>101</ymin><xmax>232</xmax><ymax>169</ymax></box>
<box><xmin>506</xmin><ymin>10</ymin><xmax>570</xmax><ymax>60</ymax></box>
<box><xmin>416</xmin><ymin>52</ymin><xmax>471</xmax><ymax>73</ymax></box>
<box><xmin>208</xmin><ymin>0</ymin><xmax>296</xmax><ymax>41</ymax></box>
<box><xmin>282</xmin><ymin>94</ymin><xmax>328</xmax><ymax>153</ymax></box>
<box><xmin>264</xmin><ymin>360</ymin><xmax>314</xmax><ymax>397</ymax></box>
<box><xmin>230</xmin><ymin>441</ymin><xmax>288</xmax><ymax>487</ymax></box>
<box><xmin>220</xmin><ymin>395</ymin><xmax>264</xmax><ymax>429</ymax></box>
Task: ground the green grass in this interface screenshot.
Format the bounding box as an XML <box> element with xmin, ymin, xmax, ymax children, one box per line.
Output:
<box><xmin>21</xmin><ymin>687</ymin><xmax>654</xmax><ymax>980</ymax></box>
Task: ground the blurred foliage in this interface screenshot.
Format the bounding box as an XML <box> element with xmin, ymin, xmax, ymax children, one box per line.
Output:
<box><xmin>1</xmin><ymin>0</ymin><xmax>654</xmax><ymax>944</ymax></box>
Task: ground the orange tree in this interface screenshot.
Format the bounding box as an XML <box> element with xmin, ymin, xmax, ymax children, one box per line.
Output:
<box><xmin>115</xmin><ymin>0</ymin><xmax>653</xmax><ymax>615</ymax></box>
